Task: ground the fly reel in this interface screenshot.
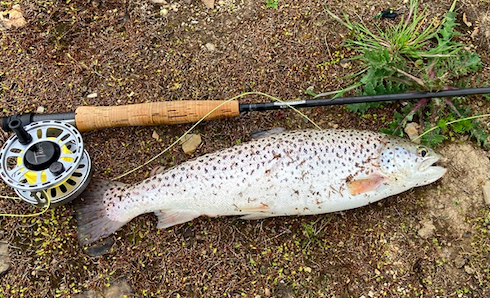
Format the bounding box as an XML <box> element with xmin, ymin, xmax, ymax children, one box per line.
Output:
<box><xmin>0</xmin><ymin>120</ymin><xmax>92</xmax><ymax>207</ymax></box>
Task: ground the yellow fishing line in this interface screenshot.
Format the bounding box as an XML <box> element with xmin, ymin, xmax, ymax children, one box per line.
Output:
<box><xmin>0</xmin><ymin>190</ymin><xmax>51</xmax><ymax>217</ymax></box>
<box><xmin>113</xmin><ymin>92</ymin><xmax>321</xmax><ymax>180</ymax></box>
<box><xmin>413</xmin><ymin>113</ymin><xmax>490</xmax><ymax>142</ymax></box>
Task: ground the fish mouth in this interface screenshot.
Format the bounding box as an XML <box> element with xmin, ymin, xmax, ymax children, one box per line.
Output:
<box><xmin>418</xmin><ymin>155</ymin><xmax>447</xmax><ymax>181</ymax></box>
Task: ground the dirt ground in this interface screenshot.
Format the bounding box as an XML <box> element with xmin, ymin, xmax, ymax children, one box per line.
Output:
<box><xmin>1</xmin><ymin>0</ymin><xmax>490</xmax><ymax>297</ymax></box>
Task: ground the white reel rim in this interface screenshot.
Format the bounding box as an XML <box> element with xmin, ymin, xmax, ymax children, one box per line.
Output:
<box><xmin>0</xmin><ymin>120</ymin><xmax>84</xmax><ymax>192</ymax></box>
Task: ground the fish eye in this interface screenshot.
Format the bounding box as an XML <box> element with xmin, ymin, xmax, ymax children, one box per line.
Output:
<box><xmin>417</xmin><ymin>146</ymin><xmax>428</xmax><ymax>157</ymax></box>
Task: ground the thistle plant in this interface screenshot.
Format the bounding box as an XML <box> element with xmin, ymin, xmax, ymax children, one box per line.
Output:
<box><xmin>325</xmin><ymin>0</ymin><xmax>488</xmax><ymax>146</ymax></box>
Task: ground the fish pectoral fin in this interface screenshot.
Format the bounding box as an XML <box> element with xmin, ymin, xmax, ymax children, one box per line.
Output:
<box><xmin>155</xmin><ymin>210</ymin><xmax>201</xmax><ymax>229</ymax></box>
<box><xmin>347</xmin><ymin>175</ymin><xmax>387</xmax><ymax>195</ymax></box>
<box><xmin>237</xmin><ymin>204</ymin><xmax>274</xmax><ymax>220</ymax></box>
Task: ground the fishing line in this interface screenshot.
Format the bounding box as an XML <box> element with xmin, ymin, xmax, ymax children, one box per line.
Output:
<box><xmin>414</xmin><ymin>113</ymin><xmax>490</xmax><ymax>142</ymax></box>
<box><xmin>0</xmin><ymin>190</ymin><xmax>51</xmax><ymax>217</ymax></box>
<box><xmin>113</xmin><ymin>92</ymin><xmax>321</xmax><ymax>180</ymax></box>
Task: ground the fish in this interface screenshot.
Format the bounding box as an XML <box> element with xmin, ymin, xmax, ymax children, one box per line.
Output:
<box><xmin>76</xmin><ymin>129</ymin><xmax>447</xmax><ymax>245</ymax></box>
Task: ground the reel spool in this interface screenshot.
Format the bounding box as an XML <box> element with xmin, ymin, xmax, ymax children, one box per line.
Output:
<box><xmin>0</xmin><ymin>120</ymin><xmax>92</xmax><ymax>207</ymax></box>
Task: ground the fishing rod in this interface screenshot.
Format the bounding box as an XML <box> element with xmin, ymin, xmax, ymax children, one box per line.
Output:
<box><xmin>3</xmin><ymin>87</ymin><xmax>490</xmax><ymax>132</ymax></box>
<box><xmin>1</xmin><ymin>86</ymin><xmax>489</xmax><ymax>207</ymax></box>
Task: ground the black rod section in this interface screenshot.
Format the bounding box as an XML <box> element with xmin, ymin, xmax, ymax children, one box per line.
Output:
<box><xmin>239</xmin><ymin>87</ymin><xmax>490</xmax><ymax>112</ymax></box>
<box><xmin>1</xmin><ymin>112</ymin><xmax>75</xmax><ymax>132</ymax></box>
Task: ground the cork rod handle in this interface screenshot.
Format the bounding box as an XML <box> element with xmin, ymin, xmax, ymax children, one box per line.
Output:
<box><xmin>74</xmin><ymin>101</ymin><xmax>240</xmax><ymax>132</ymax></box>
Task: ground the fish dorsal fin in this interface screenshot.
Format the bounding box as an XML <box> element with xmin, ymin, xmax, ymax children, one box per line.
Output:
<box><xmin>249</xmin><ymin>127</ymin><xmax>286</xmax><ymax>140</ymax></box>
<box><xmin>154</xmin><ymin>210</ymin><xmax>201</xmax><ymax>229</ymax></box>
<box><xmin>347</xmin><ymin>175</ymin><xmax>387</xmax><ymax>195</ymax></box>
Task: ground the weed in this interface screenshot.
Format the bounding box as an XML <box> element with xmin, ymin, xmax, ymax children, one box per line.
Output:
<box><xmin>266</xmin><ymin>0</ymin><xmax>278</xmax><ymax>9</ymax></box>
<box><xmin>326</xmin><ymin>0</ymin><xmax>488</xmax><ymax>147</ymax></box>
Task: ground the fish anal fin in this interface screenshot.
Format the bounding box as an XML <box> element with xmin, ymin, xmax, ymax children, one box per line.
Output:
<box><xmin>155</xmin><ymin>210</ymin><xmax>201</xmax><ymax>229</ymax></box>
<box><xmin>347</xmin><ymin>175</ymin><xmax>387</xmax><ymax>195</ymax></box>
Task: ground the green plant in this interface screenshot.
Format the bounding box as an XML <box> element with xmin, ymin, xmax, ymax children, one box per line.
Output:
<box><xmin>325</xmin><ymin>0</ymin><xmax>488</xmax><ymax>147</ymax></box>
<box><xmin>266</xmin><ymin>0</ymin><xmax>278</xmax><ymax>9</ymax></box>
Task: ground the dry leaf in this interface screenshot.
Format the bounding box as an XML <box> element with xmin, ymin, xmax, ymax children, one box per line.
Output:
<box><xmin>462</xmin><ymin>12</ymin><xmax>472</xmax><ymax>27</ymax></box>
<box><xmin>0</xmin><ymin>5</ymin><xmax>27</xmax><ymax>29</ymax></box>
<box><xmin>202</xmin><ymin>0</ymin><xmax>215</xmax><ymax>9</ymax></box>
<box><xmin>471</xmin><ymin>27</ymin><xmax>479</xmax><ymax>39</ymax></box>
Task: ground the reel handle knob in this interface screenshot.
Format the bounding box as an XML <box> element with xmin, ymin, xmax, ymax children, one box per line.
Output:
<box><xmin>8</xmin><ymin>119</ymin><xmax>32</xmax><ymax>145</ymax></box>
<box><xmin>49</xmin><ymin>161</ymin><xmax>65</xmax><ymax>176</ymax></box>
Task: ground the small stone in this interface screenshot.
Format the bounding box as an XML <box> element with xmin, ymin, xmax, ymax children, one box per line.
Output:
<box><xmin>104</xmin><ymin>280</ymin><xmax>133</xmax><ymax>297</ymax></box>
<box><xmin>84</xmin><ymin>237</ymin><xmax>114</xmax><ymax>257</ymax></box>
<box><xmin>181</xmin><ymin>134</ymin><xmax>201</xmax><ymax>154</ymax></box>
<box><xmin>454</xmin><ymin>255</ymin><xmax>466</xmax><ymax>269</ymax></box>
<box><xmin>260</xmin><ymin>265</ymin><xmax>268</xmax><ymax>274</ymax></box>
<box><xmin>0</xmin><ymin>242</ymin><xmax>10</xmax><ymax>275</ymax></box>
<box><xmin>264</xmin><ymin>288</ymin><xmax>271</xmax><ymax>296</ymax></box>
<box><xmin>205</xmin><ymin>42</ymin><xmax>216</xmax><ymax>52</ymax></box>
<box><xmin>436</xmin><ymin>203</ymin><xmax>445</xmax><ymax>209</ymax></box>
<box><xmin>75</xmin><ymin>279</ymin><xmax>133</xmax><ymax>298</ymax></box>
<box><xmin>87</xmin><ymin>93</ymin><xmax>98</xmax><ymax>99</ymax></box>
<box><xmin>404</xmin><ymin>122</ymin><xmax>421</xmax><ymax>143</ymax></box>
<box><xmin>339</xmin><ymin>59</ymin><xmax>351</xmax><ymax>68</ymax></box>
<box><xmin>464</xmin><ymin>265</ymin><xmax>475</xmax><ymax>275</ymax></box>
<box><xmin>418</xmin><ymin>220</ymin><xmax>436</xmax><ymax>239</ymax></box>
<box><xmin>151</xmin><ymin>0</ymin><xmax>167</xmax><ymax>3</ymax></box>
<box><xmin>0</xmin><ymin>5</ymin><xmax>27</xmax><ymax>29</ymax></box>
<box><xmin>152</xmin><ymin>130</ymin><xmax>160</xmax><ymax>140</ymax></box>
<box><xmin>482</xmin><ymin>181</ymin><xmax>490</xmax><ymax>205</ymax></box>
<box><xmin>160</xmin><ymin>8</ymin><xmax>168</xmax><ymax>16</ymax></box>
<box><xmin>202</xmin><ymin>0</ymin><xmax>215</xmax><ymax>9</ymax></box>
<box><xmin>36</xmin><ymin>106</ymin><xmax>45</xmax><ymax>113</ymax></box>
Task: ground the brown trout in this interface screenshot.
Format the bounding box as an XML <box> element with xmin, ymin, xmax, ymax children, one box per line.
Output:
<box><xmin>76</xmin><ymin>129</ymin><xmax>446</xmax><ymax>245</ymax></box>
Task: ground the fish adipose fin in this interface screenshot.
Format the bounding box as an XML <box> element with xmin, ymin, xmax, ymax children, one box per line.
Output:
<box><xmin>347</xmin><ymin>175</ymin><xmax>387</xmax><ymax>195</ymax></box>
<box><xmin>155</xmin><ymin>210</ymin><xmax>201</xmax><ymax>229</ymax></box>
<box><xmin>76</xmin><ymin>179</ymin><xmax>129</xmax><ymax>246</ymax></box>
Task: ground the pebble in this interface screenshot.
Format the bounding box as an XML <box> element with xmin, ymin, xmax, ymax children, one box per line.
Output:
<box><xmin>464</xmin><ymin>265</ymin><xmax>475</xmax><ymax>275</ymax></box>
<box><xmin>205</xmin><ymin>42</ymin><xmax>216</xmax><ymax>52</ymax></box>
<box><xmin>181</xmin><ymin>134</ymin><xmax>202</xmax><ymax>154</ymax></box>
<box><xmin>404</xmin><ymin>122</ymin><xmax>421</xmax><ymax>143</ymax></box>
<box><xmin>75</xmin><ymin>279</ymin><xmax>133</xmax><ymax>298</ymax></box>
<box><xmin>36</xmin><ymin>106</ymin><xmax>45</xmax><ymax>113</ymax></box>
<box><xmin>454</xmin><ymin>255</ymin><xmax>466</xmax><ymax>269</ymax></box>
<box><xmin>418</xmin><ymin>219</ymin><xmax>436</xmax><ymax>239</ymax></box>
<box><xmin>87</xmin><ymin>93</ymin><xmax>98</xmax><ymax>99</ymax></box>
<box><xmin>482</xmin><ymin>181</ymin><xmax>490</xmax><ymax>205</ymax></box>
<box><xmin>0</xmin><ymin>241</ymin><xmax>10</xmax><ymax>275</ymax></box>
<box><xmin>202</xmin><ymin>0</ymin><xmax>215</xmax><ymax>9</ymax></box>
<box><xmin>0</xmin><ymin>4</ymin><xmax>27</xmax><ymax>29</ymax></box>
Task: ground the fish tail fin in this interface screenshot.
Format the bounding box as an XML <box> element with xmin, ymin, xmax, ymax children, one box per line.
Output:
<box><xmin>76</xmin><ymin>179</ymin><xmax>129</xmax><ymax>246</ymax></box>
